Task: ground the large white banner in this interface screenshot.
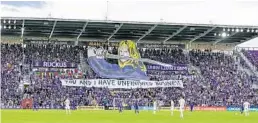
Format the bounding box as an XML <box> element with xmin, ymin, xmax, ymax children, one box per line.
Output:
<box><xmin>61</xmin><ymin>79</ymin><xmax>183</xmax><ymax>88</ymax></box>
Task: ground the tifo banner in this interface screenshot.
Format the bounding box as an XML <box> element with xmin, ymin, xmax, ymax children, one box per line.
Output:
<box><xmin>87</xmin><ymin>40</ymin><xmax>149</xmax><ymax>80</ymax></box>
<box><xmin>33</xmin><ymin>61</ymin><xmax>77</xmax><ymax>68</ymax></box>
<box><xmin>147</xmin><ymin>64</ymin><xmax>188</xmax><ymax>71</ymax></box>
<box><xmin>185</xmin><ymin>106</ymin><xmax>226</xmax><ymax>111</ymax></box>
<box><xmin>61</xmin><ymin>79</ymin><xmax>183</xmax><ymax>88</ymax></box>
<box><xmin>87</xmin><ymin>40</ymin><xmax>184</xmax><ymax>80</ymax></box>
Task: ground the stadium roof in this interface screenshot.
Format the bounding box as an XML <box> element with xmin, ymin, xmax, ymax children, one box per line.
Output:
<box><xmin>1</xmin><ymin>17</ymin><xmax>258</xmax><ymax>44</ymax></box>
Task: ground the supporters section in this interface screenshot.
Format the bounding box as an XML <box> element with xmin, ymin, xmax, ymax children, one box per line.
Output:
<box><xmin>1</xmin><ymin>18</ymin><xmax>258</xmax><ymax>112</ymax></box>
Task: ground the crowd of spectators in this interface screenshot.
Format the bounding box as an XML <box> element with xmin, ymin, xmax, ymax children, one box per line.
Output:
<box><xmin>189</xmin><ymin>49</ymin><xmax>258</xmax><ymax>106</ymax></box>
<box><xmin>24</xmin><ymin>43</ymin><xmax>80</xmax><ymax>64</ymax></box>
<box><xmin>139</xmin><ymin>48</ymin><xmax>188</xmax><ymax>64</ymax></box>
<box><xmin>1</xmin><ymin>44</ymin><xmax>23</xmax><ymax>107</ymax></box>
<box><xmin>1</xmin><ymin>43</ymin><xmax>258</xmax><ymax>109</ymax></box>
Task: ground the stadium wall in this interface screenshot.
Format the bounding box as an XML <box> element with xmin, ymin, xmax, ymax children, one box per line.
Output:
<box><xmin>2</xmin><ymin>105</ymin><xmax>258</xmax><ymax>112</ymax></box>
<box><xmin>227</xmin><ymin>106</ymin><xmax>258</xmax><ymax>111</ymax></box>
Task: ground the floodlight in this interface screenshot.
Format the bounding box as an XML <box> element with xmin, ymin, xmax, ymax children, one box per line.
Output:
<box><xmin>222</xmin><ymin>32</ymin><xmax>227</xmax><ymax>37</ymax></box>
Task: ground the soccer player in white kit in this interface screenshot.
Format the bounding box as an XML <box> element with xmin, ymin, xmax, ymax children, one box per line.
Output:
<box><xmin>65</xmin><ymin>98</ymin><xmax>71</xmax><ymax>114</ymax></box>
<box><xmin>170</xmin><ymin>100</ymin><xmax>174</xmax><ymax>116</ymax></box>
<box><xmin>243</xmin><ymin>101</ymin><xmax>250</xmax><ymax>116</ymax></box>
<box><xmin>178</xmin><ymin>97</ymin><xmax>185</xmax><ymax>118</ymax></box>
<box><xmin>113</xmin><ymin>98</ymin><xmax>116</xmax><ymax>110</ymax></box>
<box><xmin>153</xmin><ymin>100</ymin><xmax>157</xmax><ymax>114</ymax></box>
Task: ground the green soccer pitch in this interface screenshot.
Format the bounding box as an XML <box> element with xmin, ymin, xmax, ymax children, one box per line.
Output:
<box><xmin>1</xmin><ymin>110</ymin><xmax>258</xmax><ymax>123</ymax></box>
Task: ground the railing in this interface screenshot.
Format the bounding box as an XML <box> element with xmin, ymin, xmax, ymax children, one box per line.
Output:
<box><xmin>240</xmin><ymin>52</ymin><xmax>257</xmax><ymax>71</ymax></box>
<box><xmin>235</xmin><ymin>49</ymin><xmax>258</xmax><ymax>76</ymax></box>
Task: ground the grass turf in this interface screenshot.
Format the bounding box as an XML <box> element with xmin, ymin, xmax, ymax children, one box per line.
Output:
<box><xmin>1</xmin><ymin>109</ymin><xmax>258</xmax><ymax>123</ymax></box>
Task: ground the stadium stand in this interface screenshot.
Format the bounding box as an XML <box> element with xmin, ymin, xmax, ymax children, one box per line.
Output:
<box><xmin>1</xmin><ymin>44</ymin><xmax>23</xmax><ymax>107</ymax></box>
<box><xmin>1</xmin><ymin>18</ymin><xmax>258</xmax><ymax>110</ymax></box>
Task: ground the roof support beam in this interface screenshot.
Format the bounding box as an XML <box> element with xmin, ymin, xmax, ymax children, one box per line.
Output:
<box><xmin>107</xmin><ymin>23</ymin><xmax>123</xmax><ymax>41</ymax></box>
<box><xmin>163</xmin><ymin>25</ymin><xmax>187</xmax><ymax>43</ymax></box>
<box><xmin>189</xmin><ymin>26</ymin><xmax>217</xmax><ymax>43</ymax></box>
<box><xmin>21</xmin><ymin>19</ymin><xmax>25</xmax><ymax>39</ymax></box>
<box><xmin>137</xmin><ymin>24</ymin><xmax>158</xmax><ymax>43</ymax></box>
<box><xmin>49</xmin><ymin>20</ymin><xmax>57</xmax><ymax>39</ymax></box>
<box><xmin>76</xmin><ymin>22</ymin><xmax>89</xmax><ymax>42</ymax></box>
<box><xmin>213</xmin><ymin>32</ymin><xmax>238</xmax><ymax>44</ymax></box>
